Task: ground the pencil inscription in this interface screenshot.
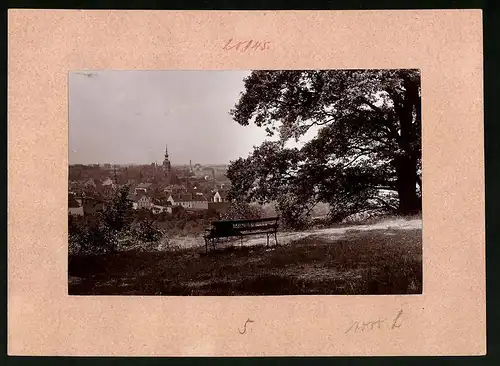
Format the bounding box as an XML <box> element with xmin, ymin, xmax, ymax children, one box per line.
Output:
<box><xmin>345</xmin><ymin>309</ymin><xmax>404</xmax><ymax>334</ymax></box>
<box><xmin>223</xmin><ymin>39</ymin><xmax>271</xmax><ymax>52</ymax></box>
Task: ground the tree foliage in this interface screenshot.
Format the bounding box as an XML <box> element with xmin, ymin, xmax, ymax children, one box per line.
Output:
<box><xmin>103</xmin><ymin>185</ymin><xmax>134</xmax><ymax>232</ymax></box>
<box><xmin>227</xmin><ymin>69</ymin><xmax>422</xmax><ymax>226</ymax></box>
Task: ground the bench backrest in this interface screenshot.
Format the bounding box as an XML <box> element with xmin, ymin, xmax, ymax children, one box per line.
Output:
<box><xmin>210</xmin><ymin>217</ymin><xmax>279</xmax><ymax>235</ymax></box>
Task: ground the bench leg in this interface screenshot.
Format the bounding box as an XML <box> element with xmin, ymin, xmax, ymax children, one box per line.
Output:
<box><xmin>266</xmin><ymin>233</ymin><xmax>269</xmax><ymax>247</ymax></box>
<box><xmin>274</xmin><ymin>231</ymin><xmax>278</xmax><ymax>246</ymax></box>
<box><xmin>240</xmin><ymin>235</ymin><xmax>243</xmax><ymax>247</ymax></box>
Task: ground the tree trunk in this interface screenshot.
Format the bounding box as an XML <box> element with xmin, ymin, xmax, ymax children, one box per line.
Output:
<box><xmin>395</xmin><ymin>155</ymin><xmax>422</xmax><ymax>215</ymax></box>
<box><xmin>394</xmin><ymin>74</ymin><xmax>422</xmax><ymax>216</ymax></box>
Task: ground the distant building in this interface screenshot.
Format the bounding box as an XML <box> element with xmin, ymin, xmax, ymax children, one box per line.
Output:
<box><xmin>68</xmin><ymin>195</ymin><xmax>84</xmax><ymax>216</ymax></box>
<box><xmin>161</xmin><ymin>144</ymin><xmax>181</xmax><ymax>185</ymax></box>
<box><xmin>82</xmin><ymin>178</ymin><xmax>96</xmax><ymax>189</ymax></box>
<box><xmin>191</xmin><ymin>194</ymin><xmax>209</xmax><ymax>210</ymax></box>
<box><xmin>134</xmin><ymin>182</ymin><xmax>153</xmax><ymax>195</ymax></box>
<box><xmin>151</xmin><ymin>204</ymin><xmax>165</xmax><ymax>215</ymax></box>
<box><xmin>163</xmin><ymin>184</ymin><xmax>186</xmax><ymax>194</ymax></box>
<box><xmin>167</xmin><ymin>193</ymin><xmax>209</xmax><ymax>210</ymax></box>
<box><xmin>128</xmin><ymin>194</ymin><xmax>152</xmax><ymax>210</ymax></box>
<box><xmin>213</xmin><ymin>190</ymin><xmax>228</xmax><ymax>203</ymax></box>
<box><xmin>101</xmin><ymin>177</ymin><xmax>114</xmax><ymax>186</ymax></box>
<box><xmin>81</xmin><ymin>195</ymin><xmax>106</xmax><ymax>215</ymax></box>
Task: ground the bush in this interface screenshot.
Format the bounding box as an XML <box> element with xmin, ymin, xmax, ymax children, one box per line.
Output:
<box><xmin>275</xmin><ymin>194</ymin><xmax>312</xmax><ymax>230</ymax></box>
<box><xmin>133</xmin><ymin>219</ymin><xmax>163</xmax><ymax>243</ymax></box>
<box><xmin>69</xmin><ymin>213</ymin><xmax>117</xmax><ymax>254</ymax></box>
<box><xmin>158</xmin><ymin>211</ymin><xmax>167</xmax><ymax>222</ymax></box>
<box><xmin>221</xmin><ymin>202</ymin><xmax>263</xmax><ymax>220</ymax></box>
<box><xmin>69</xmin><ymin>186</ymin><xmax>134</xmax><ymax>255</ymax></box>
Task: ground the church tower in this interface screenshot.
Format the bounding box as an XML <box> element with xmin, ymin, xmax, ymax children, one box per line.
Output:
<box><xmin>163</xmin><ymin>144</ymin><xmax>172</xmax><ymax>176</ymax></box>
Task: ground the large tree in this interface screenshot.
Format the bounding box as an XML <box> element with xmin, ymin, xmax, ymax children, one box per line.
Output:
<box><xmin>226</xmin><ymin>69</ymin><xmax>421</xmax><ymax>225</ymax></box>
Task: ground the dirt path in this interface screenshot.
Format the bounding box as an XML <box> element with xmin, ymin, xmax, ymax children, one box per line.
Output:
<box><xmin>168</xmin><ymin>217</ymin><xmax>422</xmax><ymax>249</ymax></box>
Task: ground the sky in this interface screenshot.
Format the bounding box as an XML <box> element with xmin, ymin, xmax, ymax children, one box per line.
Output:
<box><xmin>68</xmin><ymin>70</ymin><xmax>288</xmax><ymax>165</ymax></box>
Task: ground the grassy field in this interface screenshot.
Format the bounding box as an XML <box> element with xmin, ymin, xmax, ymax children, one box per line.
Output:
<box><xmin>68</xmin><ymin>226</ymin><xmax>422</xmax><ymax>295</ymax></box>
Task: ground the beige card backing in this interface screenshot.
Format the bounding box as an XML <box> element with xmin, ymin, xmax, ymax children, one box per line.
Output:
<box><xmin>7</xmin><ymin>10</ymin><xmax>485</xmax><ymax>356</ymax></box>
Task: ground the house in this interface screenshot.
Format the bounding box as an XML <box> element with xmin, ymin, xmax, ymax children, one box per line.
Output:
<box><xmin>149</xmin><ymin>202</ymin><xmax>173</xmax><ymax>215</ymax></box>
<box><xmin>192</xmin><ymin>192</ymin><xmax>209</xmax><ymax>210</ymax></box>
<box><xmin>151</xmin><ymin>204</ymin><xmax>165</xmax><ymax>215</ymax></box>
<box><xmin>128</xmin><ymin>194</ymin><xmax>152</xmax><ymax>210</ymax></box>
<box><xmin>69</xmin><ymin>187</ymin><xmax>85</xmax><ymax>197</ymax></box>
<box><xmin>101</xmin><ymin>177</ymin><xmax>115</xmax><ymax>187</ymax></box>
<box><xmin>73</xmin><ymin>195</ymin><xmax>83</xmax><ymax>206</ymax></box>
<box><xmin>101</xmin><ymin>177</ymin><xmax>113</xmax><ymax>186</ymax></box>
<box><xmin>167</xmin><ymin>194</ymin><xmax>191</xmax><ymax>207</ymax></box>
<box><xmin>68</xmin><ymin>195</ymin><xmax>84</xmax><ymax>216</ymax></box>
<box><xmin>166</xmin><ymin>194</ymin><xmax>176</xmax><ymax>206</ymax></box>
<box><xmin>167</xmin><ymin>193</ymin><xmax>209</xmax><ymax>210</ymax></box>
<box><xmin>163</xmin><ymin>184</ymin><xmax>186</xmax><ymax>194</ymax></box>
<box><xmin>213</xmin><ymin>190</ymin><xmax>228</xmax><ymax>203</ymax></box>
<box><xmin>81</xmin><ymin>195</ymin><xmax>106</xmax><ymax>215</ymax></box>
<box><xmin>134</xmin><ymin>182</ymin><xmax>153</xmax><ymax>195</ymax></box>
<box><xmin>82</xmin><ymin>178</ymin><xmax>97</xmax><ymax>189</ymax></box>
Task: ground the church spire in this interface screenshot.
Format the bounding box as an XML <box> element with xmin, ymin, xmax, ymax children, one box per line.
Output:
<box><xmin>163</xmin><ymin>143</ymin><xmax>172</xmax><ymax>177</ymax></box>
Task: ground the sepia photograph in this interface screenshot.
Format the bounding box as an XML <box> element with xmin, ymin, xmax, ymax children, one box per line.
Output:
<box><xmin>68</xmin><ymin>69</ymin><xmax>422</xmax><ymax>296</ymax></box>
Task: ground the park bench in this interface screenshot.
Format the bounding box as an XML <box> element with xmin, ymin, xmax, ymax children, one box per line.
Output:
<box><xmin>203</xmin><ymin>217</ymin><xmax>279</xmax><ymax>253</ymax></box>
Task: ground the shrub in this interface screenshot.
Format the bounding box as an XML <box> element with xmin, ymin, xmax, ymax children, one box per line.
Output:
<box><xmin>275</xmin><ymin>194</ymin><xmax>312</xmax><ymax>230</ymax></box>
<box><xmin>69</xmin><ymin>186</ymin><xmax>134</xmax><ymax>255</ymax></box>
<box><xmin>221</xmin><ymin>202</ymin><xmax>263</xmax><ymax>220</ymax></box>
<box><xmin>133</xmin><ymin>219</ymin><xmax>163</xmax><ymax>243</ymax></box>
<box><xmin>68</xmin><ymin>212</ymin><xmax>117</xmax><ymax>254</ymax></box>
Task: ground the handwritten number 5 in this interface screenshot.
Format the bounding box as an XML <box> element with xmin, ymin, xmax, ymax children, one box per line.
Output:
<box><xmin>239</xmin><ymin>318</ymin><xmax>254</xmax><ymax>334</ymax></box>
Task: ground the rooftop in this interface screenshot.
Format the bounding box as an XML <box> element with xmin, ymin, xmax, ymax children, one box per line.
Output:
<box><xmin>68</xmin><ymin>195</ymin><xmax>81</xmax><ymax>208</ymax></box>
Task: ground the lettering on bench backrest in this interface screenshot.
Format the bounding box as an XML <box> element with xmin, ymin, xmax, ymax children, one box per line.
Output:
<box><xmin>220</xmin><ymin>218</ymin><xmax>280</xmax><ymax>232</ymax></box>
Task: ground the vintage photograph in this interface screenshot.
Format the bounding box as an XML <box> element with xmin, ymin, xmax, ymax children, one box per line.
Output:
<box><xmin>68</xmin><ymin>69</ymin><xmax>422</xmax><ymax>296</ymax></box>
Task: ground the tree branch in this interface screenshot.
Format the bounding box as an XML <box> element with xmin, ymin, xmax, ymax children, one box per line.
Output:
<box><xmin>342</xmin><ymin>152</ymin><xmax>368</xmax><ymax>168</ymax></box>
<box><xmin>373</xmin><ymin>186</ymin><xmax>398</xmax><ymax>191</ymax></box>
<box><xmin>360</xmin><ymin>97</ymin><xmax>401</xmax><ymax>141</ymax></box>
<box><xmin>361</xmin><ymin>98</ymin><xmax>385</xmax><ymax>115</ymax></box>
<box><xmin>304</xmin><ymin>200</ymin><xmax>320</xmax><ymax>218</ymax></box>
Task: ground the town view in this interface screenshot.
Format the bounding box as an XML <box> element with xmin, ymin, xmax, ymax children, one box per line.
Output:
<box><xmin>69</xmin><ymin>148</ymin><xmax>233</xmax><ymax>226</ymax></box>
